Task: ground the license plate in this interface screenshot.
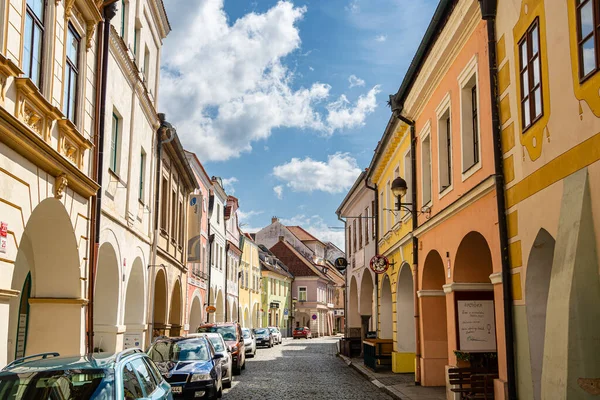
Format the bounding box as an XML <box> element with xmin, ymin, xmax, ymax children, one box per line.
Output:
<box><xmin>172</xmin><ymin>386</ymin><xmax>183</xmax><ymax>394</ymax></box>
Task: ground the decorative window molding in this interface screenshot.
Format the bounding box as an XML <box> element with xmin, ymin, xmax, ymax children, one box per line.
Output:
<box><xmin>14</xmin><ymin>77</ymin><xmax>62</xmax><ymax>141</ymax></box>
<box><xmin>0</xmin><ymin>54</ymin><xmax>23</xmax><ymax>105</ymax></box>
<box><xmin>57</xmin><ymin>118</ymin><xmax>92</xmax><ymax>169</ymax></box>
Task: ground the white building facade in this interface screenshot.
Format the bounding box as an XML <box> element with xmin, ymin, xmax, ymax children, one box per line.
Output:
<box><xmin>208</xmin><ymin>178</ymin><xmax>227</xmax><ymax>323</ymax></box>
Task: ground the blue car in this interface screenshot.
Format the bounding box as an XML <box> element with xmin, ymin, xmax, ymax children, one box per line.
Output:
<box><xmin>0</xmin><ymin>348</ymin><xmax>172</xmax><ymax>399</ymax></box>
<box><xmin>147</xmin><ymin>336</ymin><xmax>223</xmax><ymax>399</ymax></box>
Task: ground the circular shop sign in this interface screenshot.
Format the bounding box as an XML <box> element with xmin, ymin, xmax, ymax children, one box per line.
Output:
<box><xmin>370</xmin><ymin>255</ymin><xmax>390</xmax><ymax>274</ymax></box>
<box><xmin>312</xmin><ymin>314</ymin><xmax>317</xmax><ymax>320</ymax></box>
<box><xmin>334</xmin><ymin>257</ymin><xmax>348</xmax><ymax>271</ymax></box>
<box><xmin>205</xmin><ymin>305</ymin><xmax>217</xmax><ymax>314</ymax></box>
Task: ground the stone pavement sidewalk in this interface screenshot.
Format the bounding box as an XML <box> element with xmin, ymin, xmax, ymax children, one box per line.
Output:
<box><xmin>338</xmin><ymin>354</ymin><xmax>446</xmax><ymax>400</ymax></box>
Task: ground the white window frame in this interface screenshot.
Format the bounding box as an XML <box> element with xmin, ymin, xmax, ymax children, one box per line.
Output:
<box><xmin>298</xmin><ymin>286</ymin><xmax>307</xmax><ymax>302</ymax></box>
<box><xmin>402</xmin><ymin>148</ymin><xmax>413</xmax><ymax>221</ymax></box>
<box><xmin>436</xmin><ymin>92</ymin><xmax>453</xmax><ymax>199</ymax></box>
<box><xmin>419</xmin><ymin>120</ymin><xmax>433</xmax><ymax>208</ymax></box>
<box><xmin>458</xmin><ymin>54</ymin><xmax>482</xmax><ymax>182</ymax></box>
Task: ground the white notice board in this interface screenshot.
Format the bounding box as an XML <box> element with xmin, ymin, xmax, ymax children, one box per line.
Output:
<box><xmin>123</xmin><ymin>333</ymin><xmax>143</xmax><ymax>350</ymax></box>
<box><xmin>457</xmin><ymin>300</ymin><xmax>497</xmax><ymax>352</ymax></box>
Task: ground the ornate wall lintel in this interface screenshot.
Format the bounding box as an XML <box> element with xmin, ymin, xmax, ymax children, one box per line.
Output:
<box><xmin>57</xmin><ymin>118</ymin><xmax>93</xmax><ymax>169</ymax></box>
<box><xmin>14</xmin><ymin>78</ymin><xmax>62</xmax><ymax>142</ymax></box>
<box><xmin>54</xmin><ymin>173</ymin><xmax>68</xmax><ymax>199</ymax></box>
<box><xmin>0</xmin><ymin>54</ymin><xmax>23</xmax><ymax>104</ymax></box>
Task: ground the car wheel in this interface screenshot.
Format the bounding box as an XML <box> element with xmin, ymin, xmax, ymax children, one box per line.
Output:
<box><xmin>223</xmin><ymin>368</ymin><xmax>232</xmax><ymax>388</ymax></box>
<box><xmin>218</xmin><ymin>387</ymin><xmax>223</xmax><ymax>399</ymax></box>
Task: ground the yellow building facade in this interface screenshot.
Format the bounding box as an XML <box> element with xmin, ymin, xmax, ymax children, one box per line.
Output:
<box><xmin>368</xmin><ymin>121</ymin><xmax>415</xmax><ymax>373</ymax></box>
<box><xmin>239</xmin><ymin>234</ymin><xmax>261</xmax><ymax>329</ymax></box>
<box><xmin>496</xmin><ymin>1</ymin><xmax>600</xmax><ymax>398</ymax></box>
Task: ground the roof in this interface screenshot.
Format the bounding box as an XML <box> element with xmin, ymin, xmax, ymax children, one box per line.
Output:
<box><xmin>287</xmin><ymin>226</ymin><xmax>324</xmax><ymax>246</ymax></box>
<box><xmin>184</xmin><ymin>150</ymin><xmax>212</xmax><ymax>186</ymax></box>
<box><xmin>270</xmin><ymin>240</ymin><xmax>331</xmax><ymax>281</ymax></box>
<box><xmin>225</xmin><ymin>205</ymin><xmax>232</xmax><ymax>220</ymax></box>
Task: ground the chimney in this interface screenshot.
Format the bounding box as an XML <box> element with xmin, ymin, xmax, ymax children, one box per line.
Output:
<box><xmin>279</xmin><ymin>235</ymin><xmax>285</xmax><ymax>242</ymax></box>
<box><xmin>272</xmin><ymin>216</ymin><xmax>278</xmax><ymax>224</ymax></box>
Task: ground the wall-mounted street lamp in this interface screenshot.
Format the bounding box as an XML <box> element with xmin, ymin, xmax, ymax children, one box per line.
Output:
<box><xmin>384</xmin><ymin>177</ymin><xmax>431</xmax><ymax>219</ymax></box>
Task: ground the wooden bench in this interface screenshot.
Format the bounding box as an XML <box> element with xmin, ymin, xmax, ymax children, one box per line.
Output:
<box><xmin>448</xmin><ymin>368</ymin><xmax>497</xmax><ymax>399</ymax></box>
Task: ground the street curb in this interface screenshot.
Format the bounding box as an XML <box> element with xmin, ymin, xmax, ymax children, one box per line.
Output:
<box><xmin>337</xmin><ymin>354</ymin><xmax>403</xmax><ymax>400</ymax></box>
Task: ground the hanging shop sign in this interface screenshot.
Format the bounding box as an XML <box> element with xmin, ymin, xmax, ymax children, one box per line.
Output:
<box><xmin>205</xmin><ymin>305</ymin><xmax>217</xmax><ymax>314</ymax></box>
<box><xmin>334</xmin><ymin>257</ymin><xmax>348</xmax><ymax>271</ymax></box>
<box><xmin>457</xmin><ymin>300</ymin><xmax>497</xmax><ymax>352</ymax></box>
<box><xmin>369</xmin><ymin>255</ymin><xmax>389</xmax><ymax>274</ymax></box>
<box><xmin>270</xmin><ymin>302</ymin><xmax>280</xmax><ymax>309</ymax></box>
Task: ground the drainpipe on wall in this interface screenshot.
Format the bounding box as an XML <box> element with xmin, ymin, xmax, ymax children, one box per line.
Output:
<box><xmin>206</xmin><ymin>229</ymin><xmax>213</xmax><ymax>324</ymax></box>
<box><xmin>395</xmin><ymin>113</ymin><xmax>421</xmax><ymax>385</ymax></box>
<box><xmin>479</xmin><ymin>1</ymin><xmax>517</xmax><ymax>398</ymax></box>
<box><xmin>149</xmin><ymin>114</ymin><xmax>176</xmax><ymax>344</ymax></box>
<box><xmin>336</xmin><ymin>212</ymin><xmax>348</xmax><ymax>339</ymax></box>
<box><xmin>225</xmin><ymin>242</ymin><xmax>229</xmax><ymax>322</ymax></box>
<box><xmin>87</xmin><ymin>1</ymin><xmax>118</xmax><ymax>354</ymax></box>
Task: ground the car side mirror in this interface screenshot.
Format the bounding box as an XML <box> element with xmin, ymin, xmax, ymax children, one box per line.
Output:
<box><xmin>227</xmin><ymin>348</ymin><xmax>232</xmax><ymax>353</ymax></box>
<box><xmin>213</xmin><ymin>353</ymin><xmax>224</xmax><ymax>359</ymax></box>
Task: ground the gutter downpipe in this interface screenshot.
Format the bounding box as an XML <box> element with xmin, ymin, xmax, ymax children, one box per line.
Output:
<box><xmin>479</xmin><ymin>1</ymin><xmax>517</xmax><ymax>399</ymax></box>
<box><xmin>149</xmin><ymin>114</ymin><xmax>176</xmax><ymax>344</ymax></box>
<box><xmin>395</xmin><ymin>112</ymin><xmax>421</xmax><ymax>385</ymax></box>
<box><xmin>336</xmin><ymin>212</ymin><xmax>348</xmax><ymax>339</ymax></box>
<box><xmin>206</xmin><ymin>228</ymin><xmax>213</xmax><ymax>324</ymax></box>
<box><xmin>225</xmin><ymin>243</ymin><xmax>229</xmax><ymax>322</ymax></box>
<box><xmin>88</xmin><ymin>2</ymin><xmax>117</xmax><ymax>353</ymax></box>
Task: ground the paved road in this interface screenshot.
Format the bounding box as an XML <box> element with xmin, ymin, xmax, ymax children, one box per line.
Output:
<box><xmin>223</xmin><ymin>337</ymin><xmax>391</xmax><ymax>399</ymax></box>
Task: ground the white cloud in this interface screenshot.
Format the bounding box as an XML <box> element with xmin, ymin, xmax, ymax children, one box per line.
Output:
<box><xmin>348</xmin><ymin>74</ymin><xmax>365</xmax><ymax>88</ymax></box>
<box><xmin>161</xmin><ymin>0</ymin><xmax>380</xmax><ymax>162</ymax></box>
<box><xmin>326</xmin><ymin>85</ymin><xmax>380</xmax><ymax>133</ymax></box>
<box><xmin>272</xmin><ymin>153</ymin><xmax>361</xmax><ymax>194</ymax></box>
<box><xmin>238</xmin><ymin>209</ymin><xmax>263</xmax><ymax>222</ymax></box>
<box><xmin>222</xmin><ymin>177</ymin><xmax>238</xmax><ymax>194</ymax></box>
<box><xmin>309</xmin><ymin>66</ymin><xmax>314</xmax><ymax>71</ymax></box>
<box><xmin>280</xmin><ymin>214</ymin><xmax>345</xmax><ymax>249</ymax></box>
<box><xmin>264</xmin><ymin>146</ymin><xmax>270</xmax><ymax>151</ymax></box>
<box><xmin>375</xmin><ymin>34</ymin><xmax>387</xmax><ymax>42</ymax></box>
<box><xmin>273</xmin><ymin>185</ymin><xmax>284</xmax><ymax>199</ymax></box>
<box><xmin>345</xmin><ymin>0</ymin><xmax>360</xmax><ymax>13</ymax></box>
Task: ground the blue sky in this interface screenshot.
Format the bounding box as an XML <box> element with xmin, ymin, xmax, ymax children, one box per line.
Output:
<box><xmin>160</xmin><ymin>0</ymin><xmax>436</xmax><ymax>247</ymax></box>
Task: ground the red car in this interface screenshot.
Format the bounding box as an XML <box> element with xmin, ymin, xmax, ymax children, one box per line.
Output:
<box><xmin>197</xmin><ymin>323</ymin><xmax>246</xmax><ymax>374</ymax></box>
<box><xmin>293</xmin><ymin>326</ymin><xmax>312</xmax><ymax>339</ymax></box>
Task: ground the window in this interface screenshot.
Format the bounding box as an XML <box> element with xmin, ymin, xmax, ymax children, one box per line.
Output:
<box><xmin>139</xmin><ymin>150</ymin><xmax>146</xmax><ymax>201</ymax></box>
<box><xmin>577</xmin><ymin>0</ymin><xmax>600</xmax><ymax>79</ymax></box>
<box><xmin>143</xmin><ymin>46</ymin><xmax>150</xmax><ymax>82</ymax></box>
<box><xmin>160</xmin><ymin>176</ymin><xmax>168</xmax><ymax>230</ymax></box>
<box><xmin>299</xmin><ymin>287</ymin><xmax>307</xmax><ymax>301</ymax></box>
<box><xmin>171</xmin><ymin>190</ymin><xmax>177</xmax><ymax>238</ymax></box>
<box><xmin>459</xmin><ymin>59</ymin><xmax>479</xmax><ymax>171</ymax></box>
<box><xmin>179</xmin><ymin>200</ymin><xmax>184</xmax><ymax>245</ymax></box>
<box><xmin>217</xmin><ymin>204</ymin><xmax>221</xmax><ymax>224</ymax></box>
<box><xmin>519</xmin><ymin>19</ymin><xmax>543</xmax><ymax>130</ymax></box>
<box><xmin>364</xmin><ymin>207</ymin><xmax>369</xmax><ymax>245</ymax></box>
<box><xmin>358</xmin><ymin>214</ymin><xmax>362</xmax><ymax>249</ymax></box>
<box><xmin>352</xmin><ymin>219</ymin><xmax>357</xmax><ymax>251</ymax></box>
<box><xmin>379</xmin><ymin>192</ymin><xmax>384</xmax><ymax>234</ymax></box>
<box><xmin>386</xmin><ymin>180</ymin><xmax>391</xmax><ymax>231</ymax></box>
<box><xmin>134</xmin><ymin>26</ymin><xmax>140</xmax><ymax>56</ymax></box>
<box><xmin>63</xmin><ymin>24</ymin><xmax>80</xmax><ymax>123</ymax></box>
<box><xmin>110</xmin><ymin>113</ymin><xmax>120</xmax><ymax>172</ymax></box>
<box><xmin>393</xmin><ymin>167</ymin><xmax>400</xmax><ymax>224</ymax></box>
<box><xmin>471</xmin><ymin>86</ymin><xmax>479</xmax><ymax>164</ymax></box>
<box><xmin>120</xmin><ymin>0</ymin><xmax>127</xmax><ymax>38</ymax></box>
<box><xmin>438</xmin><ymin>108</ymin><xmax>452</xmax><ymax>192</ymax></box>
<box><xmin>347</xmin><ymin>225</ymin><xmax>352</xmax><ymax>255</ymax></box>
<box><xmin>122</xmin><ymin>363</ymin><xmax>144</xmax><ymax>399</ymax></box>
<box><xmin>131</xmin><ymin>358</ymin><xmax>156</xmax><ymax>396</ymax></box>
<box><xmin>23</xmin><ymin>0</ymin><xmax>45</xmax><ymax>88</ymax></box>
<box><xmin>403</xmin><ymin>150</ymin><xmax>412</xmax><ymax>215</ymax></box>
<box><xmin>421</xmin><ymin>134</ymin><xmax>432</xmax><ymax>205</ymax></box>
<box><xmin>372</xmin><ymin>200</ymin><xmax>376</xmax><ymax>239</ymax></box>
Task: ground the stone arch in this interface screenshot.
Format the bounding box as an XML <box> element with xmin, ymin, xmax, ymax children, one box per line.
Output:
<box><xmin>8</xmin><ymin>198</ymin><xmax>83</xmax><ymax>361</ymax></box>
<box><xmin>94</xmin><ymin>242</ymin><xmax>121</xmax><ymax>352</ymax></box>
<box><xmin>454</xmin><ymin>231</ymin><xmax>493</xmax><ymax>283</ymax></box>
<box><xmin>189</xmin><ymin>293</ymin><xmax>203</xmax><ymax>333</ymax></box>
<box><xmin>348</xmin><ymin>275</ymin><xmax>360</xmax><ymax>329</ymax></box>
<box><xmin>252</xmin><ymin>302</ymin><xmax>260</xmax><ymax>328</ymax></box>
<box><xmin>123</xmin><ymin>257</ymin><xmax>146</xmax><ymax>349</ymax></box>
<box><xmin>169</xmin><ymin>279</ymin><xmax>183</xmax><ymax>336</ymax></box>
<box><xmin>379</xmin><ymin>273</ymin><xmax>393</xmax><ymax>339</ymax></box>
<box><xmin>243</xmin><ymin>307</ymin><xmax>249</xmax><ymax>328</ymax></box>
<box><xmin>153</xmin><ymin>269</ymin><xmax>168</xmax><ymax>336</ymax></box>
<box><xmin>419</xmin><ymin>249</ymin><xmax>448</xmax><ymax>386</ymax></box>
<box><xmin>216</xmin><ymin>289</ymin><xmax>225</xmax><ymax>323</ymax></box>
<box><xmin>360</xmin><ymin>269</ymin><xmax>374</xmax><ymax>322</ymax></box>
<box><xmin>525</xmin><ymin>229</ymin><xmax>555</xmax><ymax>400</ymax></box>
<box><xmin>396</xmin><ymin>263</ymin><xmax>415</xmax><ymax>354</ymax></box>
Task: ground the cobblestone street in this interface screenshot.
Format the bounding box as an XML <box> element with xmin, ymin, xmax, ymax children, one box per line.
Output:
<box><xmin>223</xmin><ymin>337</ymin><xmax>392</xmax><ymax>399</ymax></box>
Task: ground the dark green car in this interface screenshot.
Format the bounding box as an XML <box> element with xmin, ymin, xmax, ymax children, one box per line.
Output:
<box><xmin>0</xmin><ymin>349</ymin><xmax>173</xmax><ymax>399</ymax></box>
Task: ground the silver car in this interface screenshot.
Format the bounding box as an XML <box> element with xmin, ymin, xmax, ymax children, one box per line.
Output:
<box><xmin>202</xmin><ymin>333</ymin><xmax>233</xmax><ymax>389</ymax></box>
<box><xmin>242</xmin><ymin>328</ymin><xmax>257</xmax><ymax>358</ymax></box>
<box><xmin>267</xmin><ymin>327</ymin><xmax>282</xmax><ymax>345</ymax></box>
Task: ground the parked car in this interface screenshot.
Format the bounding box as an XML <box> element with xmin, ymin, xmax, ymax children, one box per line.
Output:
<box><xmin>197</xmin><ymin>323</ymin><xmax>246</xmax><ymax>375</ymax></box>
<box><xmin>242</xmin><ymin>328</ymin><xmax>257</xmax><ymax>357</ymax></box>
<box><xmin>202</xmin><ymin>333</ymin><xmax>233</xmax><ymax>389</ymax></box>
<box><xmin>0</xmin><ymin>348</ymin><xmax>172</xmax><ymax>399</ymax></box>
<box><xmin>267</xmin><ymin>327</ymin><xmax>282</xmax><ymax>344</ymax></box>
<box><xmin>253</xmin><ymin>328</ymin><xmax>274</xmax><ymax>348</ymax></box>
<box><xmin>147</xmin><ymin>336</ymin><xmax>223</xmax><ymax>399</ymax></box>
<box><xmin>293</xmin><ymin>326</ymin><xmax>312</xmax><ymax>339</ymax></box>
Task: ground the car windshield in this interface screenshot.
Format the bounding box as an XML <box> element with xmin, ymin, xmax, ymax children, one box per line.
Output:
<box><xmin>268</xmin><ymin>328</ymin><xmax>278</xmax><ymax>333</ymax></box>
<box><xmin>148</xmin><ymin>340</ymin><xmax>210</xmax><ymax>362</ymax></box>
<box><xmin>295</xmin><ymin>328</ymin><xmax>304</xmax><ymax>331</ymax></box>
<box><xmin>242</xmin><ymin>330</ymin><xmax>251</xmax><ymax>339</ymax></box>
<box><xmin>254</xmin><ymin>329</ymin><xmax>268</xmax><ymax>335</ymax></box>
<box><xmin>197</xmin><ymin>326</ymin><xmax>237</xmax><ymax>341</ymax></box>
<box><xmin>0</xmin><ymin>369</ymin><xmax>108</xmax><ymax>400</ymax></box>
<box><xmin>207</xmin><ymin>337</ymin><xmax>226</xmax><ymax>352</ymax></box>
